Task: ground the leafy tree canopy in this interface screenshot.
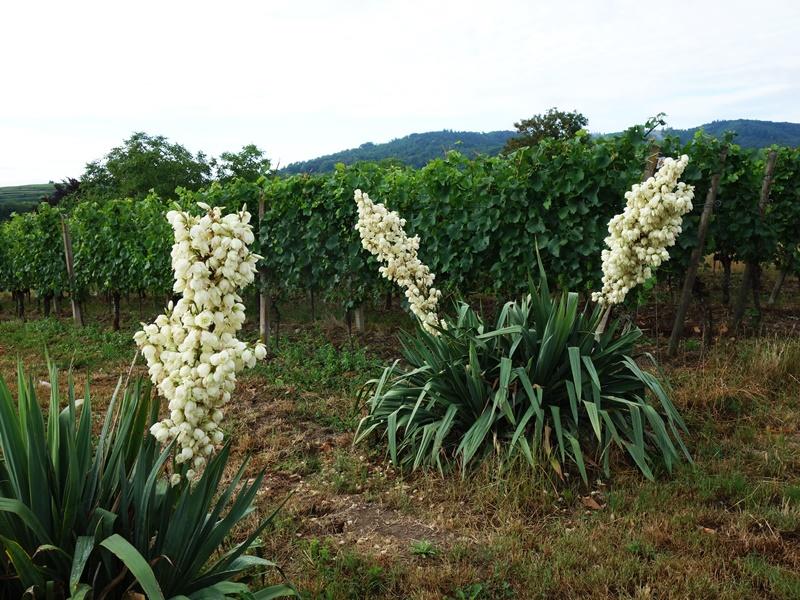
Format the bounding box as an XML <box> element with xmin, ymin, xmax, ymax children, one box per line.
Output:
<box><xmin>43</xmin><ymin>177</ymin><xmax>80</xmax><ymax>206</ymax></box>
<box><xmin>216</xmin><ymin>144</ymin><xmax>271</xmax><ymax>183</ymax></box>
<box><xmin>503</xmin><ymin>108</ymin><xmax>589</xmax><ymax>153</ymax></box>
<box><xmin>79</xmin><ymin>132</ymin><xmax>212</xmax><ymax>201</ymax></box>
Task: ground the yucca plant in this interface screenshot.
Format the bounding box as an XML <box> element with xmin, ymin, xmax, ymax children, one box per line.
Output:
<box><xmin>355</xmin><ymin>265</ymin><xmax>691</xmax><ymax>482</ymax></box>
<box><xmin>0</xmin><ymin>361</ymin><xmax>295</xmax><ymax>599</ymax></box>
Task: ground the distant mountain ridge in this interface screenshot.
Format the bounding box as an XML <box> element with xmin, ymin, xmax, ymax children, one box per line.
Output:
<box><xmin>283</xmin><ymin>119</ymin><xmax>800</xmax><ymax>173</ymax></box>
<box><xmin>282</xmin><ymin>130</ymin><xmax>515</xmax><ymax>173</ymax></box>
<box><xmin>661</xmin><ymin>119</ymin><xmax>800</xmax><ymax>148</ymax></box>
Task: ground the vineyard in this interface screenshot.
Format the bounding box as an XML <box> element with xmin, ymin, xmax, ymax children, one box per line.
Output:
<box><xmin>0</xmin><ymin>124</ymin><xmax>799</xmax><ymax>599</ymax></box>
<box><xmin>2</xmin><ymin>127</ymin><xmax>799</xmax><ymax>338</ymax></box>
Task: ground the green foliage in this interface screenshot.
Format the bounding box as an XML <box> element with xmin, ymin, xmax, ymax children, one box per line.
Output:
<box><xmin>70</xmin><ymin>195</ymin><xmax>173</xmax><ymax>297</ymax></box>
<box><xmin>410</xmin><ymin>540</ymin><xmax>437</xmax><ymax>558</ymax></box>
<box><xmin>2</xmin><ymin>122</ymin><xmax>800</xmax><ymax>321</ymax></box>
<box><xmin>79</xmin><ymin>132</ymin><xmax>212</xmax><ymax>202</ymax></box>
<box><xmin>217</xmin><ymin>144</ymin><xmax>272</xmax><ymax>183</ymax></box>
<box><xmin>0</xmin><ymin>361</ymin><xmax>295</xmax><ymax>599</ymax></box>
<box><xmin>355</xmin><ymin>266</ymin><xmax>690</xmax><ymax>483</ymax></box>
<box><xmin>0</xmin><ymin>203</ymin><xmax>69</xmax><ymax>298</ymax></box>
<box><xmin>260</xmin><ymin>126</ymin><xmax>653</xmax><ymax>305</ymax></box>
<box><xmin>27</xmin><ymin>203</ymin><xmax>69</xmax><ymax>297</ymax></box>
<box><xmin>42</xmin><ymin>178</ymin><xmax>81</xmax><ymax>208</ymax></box>
<box><xmin>769</xmin><ymin>146</ymin><xmax>800</xmax><ymax>274</ymax></box>
<box><xmin>502</xmin><ymin>108</ymin><xmax>589</xmax><ymax>153</ymax></box>
<box><xmin>303</xmin><ymin>539</ymin><xmax>390</xmax><ymax>597</ymax></box>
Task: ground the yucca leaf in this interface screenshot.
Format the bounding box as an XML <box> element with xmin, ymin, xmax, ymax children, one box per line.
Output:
<box><xmin>99</xmin><ymin>534</ymin><xmax>165</xmax><ymax>600</ymax></box>
<box><xmin>0</xmin><ymin>498</ymin><xmax>53</xmax><ymax>544</ymax></box>
<box><xmin>565</xmin><ymin>432</ymin><xmax>588</xmax><ymax>484</ymax></box>
<box><xmin>252</xmin><ymin>584</ymin><xmax>300</xmax><ymax>599</ymax></box>
<box><xmin>69</xmin><ymin>536</ymin><xmax>94</xmax><ymax>594</ymax></box>
<box><xmin>0</xmin><ymin>535</ymin><xmax>46</xmax><ymax>590</ymax></box>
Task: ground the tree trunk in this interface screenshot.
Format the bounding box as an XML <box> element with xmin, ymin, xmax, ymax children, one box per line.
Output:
<box><xmin>693</xmin><ymin>277</ymin><xmax>713</xmax><ymax>351</ymax></box>
<box><xmin>720</xmin><ymin>255</ymin><xmax>732</xmax><ymax>306</ymax></box>
<box><xmin>54</xmin><ymin>293</ymin><xmax>61</xmax><ymax>317</ymax></box>
<box><xmin>345</xmin><ymin>307</ymin><xmax>353</xmax><ymax>340</ymax></box>
<box><xmin>112</xmin><ymin>291</ymin><xmax>121</xmax><ymax>332</ymax></box>
<box><xmin>385</xmin><ymin>291</ymin><xmax>392</xmax><ymax>310</ymax></box>
<box><xmin>271</xmin><ymin>297</ymin><xmax>281</xmax><ymax>351</ymax></box>
<box><xmin>43</xmin><ymin>293</ymin><xmax>53</xmax><ymax>318</ymax></box>
<box><xmin>15</xmin><ymin>291</ymin><xmax>25</xmax><ymax>320</ymax></box>
<box><xmin>751</xmin><ymin>264</ymin><xmax>763</xmax><ymax>317</ymax></box>
<box><xmin>310</xmin><ymin>288</ymin><xmax>317</xmax><ymax>321</ymax></box>
<box><xmin>768</xmin><ymin>269</ymin><xmax>788</xmax><ymax>306</ymax></box>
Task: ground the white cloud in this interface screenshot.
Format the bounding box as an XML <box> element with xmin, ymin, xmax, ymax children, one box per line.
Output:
<box><xmin>1</xmin><ymin>0</ymin><xmax>798</xmax><ymax>184</ymax></box>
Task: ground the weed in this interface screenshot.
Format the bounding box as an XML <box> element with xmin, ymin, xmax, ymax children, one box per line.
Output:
<box><xmin>410</xmin><ymin>540</ymin><xmax>438</xmax><ymax>558</ymax></box>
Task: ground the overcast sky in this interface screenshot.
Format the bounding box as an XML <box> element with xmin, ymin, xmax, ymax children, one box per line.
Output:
<box><xmin>1</xmin><ymin>0</ymin><xmax>799</xmax><ymax>185</ymax></box>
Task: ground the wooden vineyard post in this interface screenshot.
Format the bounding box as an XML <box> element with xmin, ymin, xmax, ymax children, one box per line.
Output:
<box><xmin>60</xmin><ymin>215</ymin><xmax>84</xmax><ymax>327</ymax></box>
<box><xmin>667</xmin><ymin>147</ymin><xmax>728</xmax><ymax>357</ymax></box>
<box><xmin>730</xmin><ymin>150</ymin><xmax>778</xmax><ymax>331</ymax></box>
<box><xmin>767</xmin><ymin>269</ymin><xmax>788</xmax><ymax>306</ymax></box>
<box><xmin>353</xmin><ymin>305</ymin><xmax>365</xmax><ymax>333</ymax></box>
<box><xmin>643</xmin><ymin>142</ymin><xmax>660</xmax><ymax>181</ymax></box>
<box><xmin>258</xmin><ymin>192</ymin><xmax>271</xmax><ymax>352</ymax></box>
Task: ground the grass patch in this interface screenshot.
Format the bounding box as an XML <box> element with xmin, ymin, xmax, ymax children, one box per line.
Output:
<box><xmin>0</xmin><ymin>317</ymin><xmax>134</xmax><ymax>369</ymax></box>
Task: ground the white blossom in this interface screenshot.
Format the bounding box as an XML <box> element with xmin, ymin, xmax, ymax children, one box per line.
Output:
<box><xmin>592</xmin><ymin>155</ymin><xmax>695</xmax><ymax>306</ymax></box>
<box><xmin>134</xmin><ymin>203</ymin><xmax>266</xmax><ymax>480</ymax></box>
<box><xmin>354</xmin><ymin>190</ymin><xmax>441</xmax><ymax>334</ymax></box>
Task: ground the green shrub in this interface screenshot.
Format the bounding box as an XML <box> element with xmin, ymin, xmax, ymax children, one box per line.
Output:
<box><xmin>0</xmin><ymin>361</ymin><xmax>295</xmax><ymax>599</ymax></box>
<box><xmin>355</xmin><ymin>268</ymin><xmax>691</xmax><ymax>482</ymax></box>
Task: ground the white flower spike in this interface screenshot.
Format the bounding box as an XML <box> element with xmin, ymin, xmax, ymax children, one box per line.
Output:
<box><xmin>354</xmin><ymin>190</ymin><xmax>441</xmax><ymax>334</ymax></box>
<box><xmin>592</xmin><ymin>155</ymin><xmax>695</xmax><ymax>306</ymax></box>
<box><xmin>134</xmin><ymin>203</ymin><xmax>266</xmax><ymax>480</ymax></box>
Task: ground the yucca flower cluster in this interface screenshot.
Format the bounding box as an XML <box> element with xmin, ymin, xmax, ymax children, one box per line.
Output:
<box><xmin>134</xmin><ymin>202</ymin><xmax>266</xmax><ymax>481</ymax></box>
<box><xmin>592</xmin><ymin>155</ymin><xmax>695</xmax><ymax>306</ymax></box>
<box><xmin>354</xmin><ymin>189</ymin><xmax>441</xmax><ymax>334</ymax></box>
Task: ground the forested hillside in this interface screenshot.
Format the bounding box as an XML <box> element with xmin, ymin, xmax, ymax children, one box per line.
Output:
<box><xmin>282</xmin><ymin>130</ymin><xmax>515</xmax><ymax>173</ymax></box>
<box><xmin>664</xmin><ymin>119</ymin><xmax>800</xmax><ymax>148</ymax></box>
<box><xmin>283</xmin><ymin>119</ymin><xmax>800</xmax><ymax>173</ymax></box>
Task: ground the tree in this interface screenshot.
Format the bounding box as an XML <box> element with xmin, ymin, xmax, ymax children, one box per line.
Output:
<box><xmin>42</xmin><ymin>177</ymin><xmax>80</xmax><ymax>206</ymax></box>
<box><xmin>503</xmin><ymin>108</ymin><xmax>588</xmax><ymax>153</ymax></box>
<box><xmin>216</xmin><ymin>144</ymin><xmax>271</xmax><ymax>182</ymax></box>
<box><xmin>79</xmin><ymin>132</ymin><xmax>212</xmax><ymax>201</ymax></box>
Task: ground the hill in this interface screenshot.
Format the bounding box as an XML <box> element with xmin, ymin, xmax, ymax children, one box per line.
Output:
<box><xmin>283</xmin><ymin>119</ymin><xmax>800</xmax><ymax>174</ymax></box>
<box><xmin>663</xmin><ymin>119</ymin><xmax>800</xmax><ymax>148</ymax></box>
<box><xmin>282</xmin><ymin>130</ymin><xmax>515</xmax><ymax>174</ymax></box>
<box><xmin>0</xmin><ymin>183</ymin><xmax>54</xmax><ymax>220</ymax></box>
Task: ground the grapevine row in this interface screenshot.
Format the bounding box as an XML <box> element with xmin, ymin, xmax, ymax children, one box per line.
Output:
<box><xmin>1</xmin><ymin>127</ymin><xmax>798</xmax><ymax>331</ymax></box>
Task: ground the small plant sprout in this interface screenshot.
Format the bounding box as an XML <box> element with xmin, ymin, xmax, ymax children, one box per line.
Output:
<box><xmin>411</xmin><ymin>540</ymin><xmax>438</xmax><ymax>558</ymax></box>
